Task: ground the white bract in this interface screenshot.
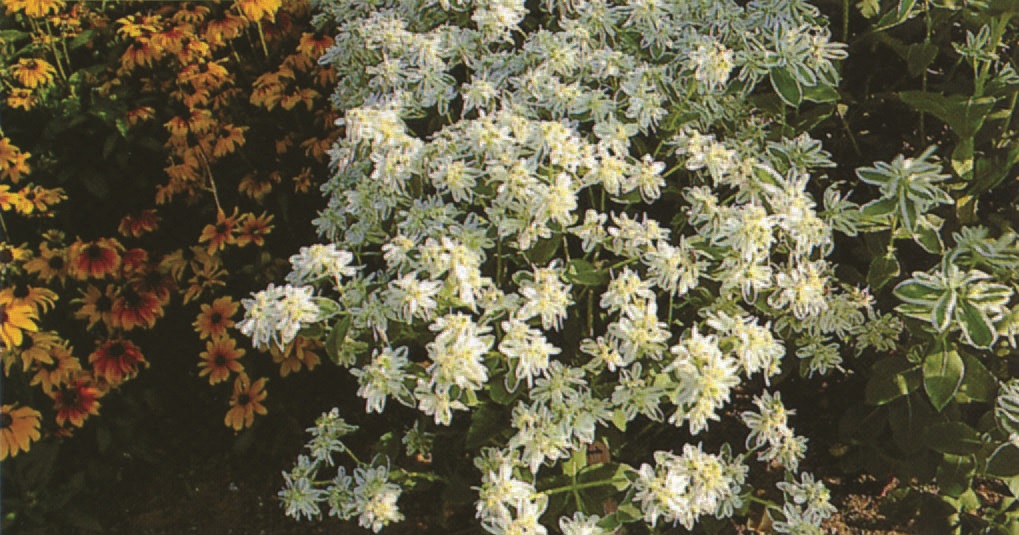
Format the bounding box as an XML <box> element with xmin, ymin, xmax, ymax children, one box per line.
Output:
<box><xmin>262</xmin><ymin>0</ymin><xmax>868</xmax><ymax>531</ymax></box>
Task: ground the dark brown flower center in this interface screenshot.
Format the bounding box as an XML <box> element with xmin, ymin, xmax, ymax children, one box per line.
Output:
<box><xmin>96</xmin><ymin>295</ymin><xmax>113</xmax><ymax>313</ymax></box>
<box><xmin>238</xmin><ymin>393</ymin><xmax>251</xmax><ymax>405</ymax></box>
<box><xmin>62</xmin><ymin>388</ymin><xmax>81</xmax><ymax>407</ymax></box>
<box><xmin>48</xmin><ymin>256</ymin><xmax>65</xmax><ymax>270</ymax></box>
<box><xmin>121</xmin><ymin>288</ymin><xmax>142</xmax><ymax>308</ymax></box>
<box><xmin>0</xmin><ymin>249</ymin><xmax>14</xmax><ymax>263</ymax></box>
<box><xmin>1</xmin><ymin>412</ymin><xmax>12</xmax><ymax>428</ymax></box>
<box><xmin>108</xmin><ymin>342</ymin><xmax>126</xmax><ymax>358</ymax></box>
<box><xmin>214</xmin><ymin>353</ymin><xmax>227</xmax><ymax>366</ymax></box>
<box><xmin>0</xmin><ymin>305</ymin><xmax>8</xmax><ymax>324</ymax></box>
<box><xmin>86</xmin><ymin>244</ymin><xmax>105</xmax><ymax>260</ymax></box>
<box><xmin>215</xmin><ymin>223</ymin><xmax>228</xmax><ymax>234</ymax></box>
<box><xmin>210</xmin><ymin>312</ymin><xmax>223</xmax><ymax>324</ymax></box>
<box><xmin>13</xmin><ymin>284</ymin><xmax>30</xmax><ymax>299</ymax></box>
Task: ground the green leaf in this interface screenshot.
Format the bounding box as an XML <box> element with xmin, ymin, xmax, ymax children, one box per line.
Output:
<box><xmin>898</xmin><ymin>92</ymin><xmax>997</xmax><ymax>139</ymax></box>
<box><xmin>563</xmin><ymin>259</ymin><xmax>608</xmax><ymax>287</ymax></box>
<box><xmin>562</xmin><ymin>448</ymin><xmax>587</xmax><ymax>477</ymax></box>
<box><xmin>913</xmin><ymin>222</ymin><xmax>944</xmax><ymax>254</ymax></box>
<box><xmin>488</xmin><ymin>375</ymin><xmax>521</xmax><ymax>405</ymax></box>
<box><xmin>465</xmin><ymin>403</ymin><xmax>507</xmax><ymax>449</ymax></box>
<box><xmin>987</xmin><ymin>443</ymin><xmax>1019</xmax><ymax>477</ymax></box>
<box><xmin>803</xmin><ymin>83</ymin><xmax>840</xmax><ymax>104</ymax></box>
<box><xmin>956</xmin><ymin>300</ymin><xmax>996</xmax><ymax>349</ymax></box>
<box><xmin>770</xmin><ymin>67</ymin><xmax>803</xmax><ymax>107</ymax></box>
<box><xmin>955</xmin><ymin>351</ymin><xmax>997</xmax><ymax>403</ymax></box>
<box><xmin>526</xmin><ymin>236</ymin><xmax>560</xmax><ymax>264</ymax></box>
<box><xmin>936</xmin><ymin>453</ymin><xmax>975</xmax><ymax>498</ymax></box>
<box><xmin>325</xmin><ymin>315</ymin><xmax>352</xmax><ymax>365</ymax></box>
<box><xmin>866</xmin><ymin>357</ymin><xmax>922</xmax><ymax>405</ymax></box>
<box><xmin>893</xmin><ymin>279</ymin><xmax>943</xmax><ymax>304</ymax></box>
<box><xmin>931</xmin><ymin>289</ymin><xmax>956</xmax><ymax>332</ymax></box>
<box><xmin>868</xmin><ymin>254</ymin><xmax>901</xmax><ymax>290</ymax></box>
<box><xmin>952</xmin><ymin>138</ymin><xmax>975</xmax><ymax>180</ymax></box>
<box><xmin>905</xmin><ymin>42</ymin><xmax>939</xmax><ymax>78</ymax></box>
<box><xmin>923</xmin><ymin>421</ymin><xmax>983</xmax><ymax>455</ymax></box>
<box><xmin>923</xmin><ymin>348</ymin><xmax>965</xmax><ymax>412</ymax></box>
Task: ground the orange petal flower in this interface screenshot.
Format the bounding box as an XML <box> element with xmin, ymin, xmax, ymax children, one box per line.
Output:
<box><xmin>270</xmin><ymin>336</ymin><xmax>321</xmax><ymax>377</ymax></box>
<box><xmin>193</xmin><ymin>296</ymin><xmax>239</xmax><ymax>340</ymax></box>
<box><xmin>88</xmin><ymin>338</ymin><xmax>148</xmax><ymax>386</ymax></box>
<box><xmin>1</xmin><ymin>404</ymin><xmax>42</xmax><ymax>460</ymax></box>
<box><xmin>198</xmin><ymin>337</ymin><xmax>245</xmax><ymax>385</ymax></box>
<box><xmin>11</xmin><ymin>58</ymin><xmax>57</xmax><ymax>89</ymax></box>
<box><xmin>198</xmin><ymin>208</ymin><xmax>239</xmax><ymax>253</ymax></box>
<box><xmin>0</xmin><ymin>302</ymin><xmax>38</xmax><ymax>350</ymax></box>
<box><xmin>224</xmin><ymin>373</ymin><xmax>267</xmax><ymax>431</ymax></box>
<box><xmin>52</xmin><ymin>374</ymin><xmax>102</xmax><ymax>428</ymax></box>
<box><xmin>68</xmin><ymin>238</ymin><xmax>123</xmax><ymax>280</ymax></box>
<box><xmin>30</xmin><ymin>342</ymin><xmax>81</xmax><ymax>395</ymax></box>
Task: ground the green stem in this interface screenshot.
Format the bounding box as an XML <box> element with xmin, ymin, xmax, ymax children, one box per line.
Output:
<box><xmin>541</xmin><ymin>478</ymin><xmax>621</xmax><ymax>496</ymax></box>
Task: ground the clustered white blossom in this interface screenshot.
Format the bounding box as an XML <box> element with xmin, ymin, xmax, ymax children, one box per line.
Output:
<box><xmin>254</xmin><ymin>0</ymin><xmax>887</xmax><ymax>531</ymax></box>
<box><xmin>237</xmin><ymin>283</ymin><xmax>320</xmax><ymax>350</ymax></box>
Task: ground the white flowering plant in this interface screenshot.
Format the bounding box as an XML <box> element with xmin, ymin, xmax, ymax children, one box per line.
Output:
<box><xmin>237</xmin><ymin>0</ymin><xmax>1019</xmax><ymax>531</ymax></box>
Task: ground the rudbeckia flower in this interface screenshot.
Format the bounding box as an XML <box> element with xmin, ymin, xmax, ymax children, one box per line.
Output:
<box><xmin>5</xmin><ymin>330</ymin><xmax>59</xmax><ymax>374</ymax></box>
<box><xmin>0</xmin><ymin>404</ymin><xmax>42</xmax><ymax>460</ymax></box>
<box><xmin>118</xmin><ymin>209</ymin><xmax>160</xmax><ymax>238</ymax></box>
<box><xmin>11</xmin><ymin>59</ymin><xmax>57</xmax><ymax>89</ymax></box>
<box><xmin>111</xmin><ymin>286</ymin><xmax>164</xmax><ymax>331</ymax></box>
<box><xmin>73</xmin><ymin>284</ymin><xmax>117</xmax><ymax>330</ymax></box>
<box><xmin>235</xmin><ymin>0</ymin><xmax>281</xmax><ymax>22</ymax></box>
<box><xmin>23</xmin><ymin>242</ymin><xmax>68</xmax><ymax>284</ymax></box>
<box><xmin>15</xmin><ymin>185</ymin><xmax>66</xmax><ymax>214</ymax></box>
<box><xmin>88</xmin><ymin>339</ymin><xmax>147</xmax><ymax>386</ymax></box>
<box><xmin>198</xmin><ymin>336</ymin><xmax>245</xmax><ymax>384</ymax></box>
<box><xmin>235</xmin><ymin>212</ymin><xmax>274</xmax><ymax>247</ymax></box>
<box><xmin>68</xmin><ymin>238</ymin><xmax>123</xmax><ymax>280</ymax></box>
<box><xmin>30</xmin><ymin>343</ymin><xmax>81</xmax><ymax>395</ymax></box>
<box><xmin>194</xmin><ymin>296</ymin><xmax>239</xmax><ymax>340</ymax></box>
<box><xmin>3</xmin><ymin>0</ymin><xmax>64</xmax><ymax>17</ymax></box>
<box><xmin>204</xmin><ymin>11</ymin><xmax>245</xmax><ymax>44</ymax></box>
<box><xmin>5</xmin><ymin>88</ymin><xmax>37</xmax><ymax>111</ymax></box>
<box><xmin>270</xmin><ymin>336</ymin><xmax>321</xmax><ymax>377</ymax></box>
<box><xmin>0</xmin><ymin>302</ymin><xmax>38</xmax><ymax>350</ymax></box>
<box><xmin>52</xmin><ymin>373</ymin><xmax>102</xmax><ymax>428</ymax></box>
<box><xmin>198</xmin><ymin>208</ymin><xmax>239</xmax><ymax>253</ymax></box>
<box><xmin>0</xmin><ymin>138</ymin><xmax>31</xmax><ymax>183</ymax></box>
<box><xmin>0</xmin><ymin>283</ymin><xmax>58</xmax><ymax>314</ymax></box>
<box><xmin>224</xmin><ymin>373</ymin><xmax>267</xmax><ymax>431</ymax></box>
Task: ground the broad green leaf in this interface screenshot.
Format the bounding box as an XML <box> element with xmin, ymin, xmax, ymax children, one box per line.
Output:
<box><xmin>803</xmin><ymin>83</ymin><xmax>840</xmax><ymax>103</ymax></box>
<box><xmin>325</xmin><ymin>315</ymin><xmax>352</xmax><ymax>365</ymax></box>
<box><xmin>905</xmin><ymin>42</ymin><xmax>939</xmax><ymax>78</ymax></box>
<box><xmin>952</xmin><ymin>138</ymin><xmax>975</xmax><ymax>180</ymax></box>
<box><xmin>865</xmin><ymin>357</ymin><xmax>922</xmax><ymax>405</ymax></box>
<box><xmin>893</xmin><ymin>280</ymin><xmax>943</xmax><ymax>304</ymax></box>
<box><xmin>931</xmin><ymin>289</ymin><xmax>956</xmax><ymax>332</ymax></box>
<box><xmin>868</xmin><ymin>254</ymin><xmax>901</xmax><ymax>290</ymax></box>
<box><xmin>897</xmin><ymin>92</ymin><xmax>997</xmax><ymax>139</ymax></box>
<box><xmin>488</xmin><ymin>374</ymin><xmax>521</xmax><ymax>405</ymax></box>
<box><xmin>987</xmin><ymin>443</ymin><xmax>1019</xmax><ymax>477</ymax></box>
<box><xmin>936</xmin><ymin>453</ymin><xmax>975</xmax><ymax>498</ymax></box>
<box><xmin>955</xmin><ymin>351</ymin><xmax>997</xmax><ymax>403</ymax></box>
<box><xmin>923</xmin><ymin>421</ymin><xmax>983</xmax><ymax>455</ymax></box>
<box><xmin>913</xmin><ymin>222</ymin><xmax>944</xmax><ymax>254</ymax></box>
<box><xmin>526</xmin><ymin>236</ymin><xmax>560</xmax><ymax>264</ymax></box>
<box><xmin>465</xmin><ymin>403</ymin><xmax>507</xmax><ymax>449</ymax></box>
<box><xmin>889</xmin><ymin>395</ymin><xmax>933</xmax><ymax>453</ymax></box>
<box><xmin>562</xmin><ymin>447</ymin><xmax>587</xmax><ymax>477</ymax></box>
<box><xmin>563</xmin><ymin>259</ymin><xmax>609</xmax><ymax>287</ymax></box>
<box><xmin>956</xmin><ymin>300</ymin><xmax>996</xmax><ymax>349</ymax></box>
<box><xmin>770</xmin><ymin>67</ymin><xmax>803</xmax><ymax>107</ymax></box>
<box><xmin>923</xmin><ymin>348</ymin><xmax>965</xmax><ymax>412</ymax></box>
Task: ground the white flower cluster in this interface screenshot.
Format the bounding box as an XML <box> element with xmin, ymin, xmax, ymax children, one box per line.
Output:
<box><xmin>631</xmin><ymin>445</ymin><xmax>747</xmax><ymax>529</ymax></box>
<box><xmin>277</xmin><ymin>409</ymin><xmax>406</xmax><ymax>533</ymax></box>
<box><xmin>261</xmin><ymin>0</ymin><xmax>878</xmax><ymax>530</ymax></box>
<box><xmin>237</xmin><ymin>283</ymin><xmax>320</xmax><ymax>350</ymax></box>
